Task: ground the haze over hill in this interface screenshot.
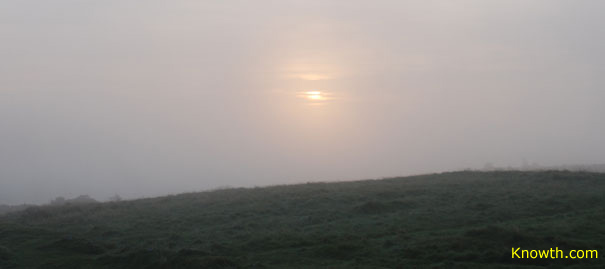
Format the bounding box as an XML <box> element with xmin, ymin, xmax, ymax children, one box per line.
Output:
<box><xmin>2</xmin><ymin>0</ymin><xmax>605</xmax><ymax>204</ymax></box>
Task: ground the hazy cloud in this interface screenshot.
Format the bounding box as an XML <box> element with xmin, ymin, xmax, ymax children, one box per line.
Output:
<box><xmin>1</xmin><ymin>0</ymin><xmax>604</xmax><ymax>204</ymax></box>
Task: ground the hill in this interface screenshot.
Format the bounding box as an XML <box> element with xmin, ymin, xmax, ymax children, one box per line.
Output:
<box><xmin>1</xmin><ymin>171</ymin><xmax>604</xmax><ymax>268</ymax></box>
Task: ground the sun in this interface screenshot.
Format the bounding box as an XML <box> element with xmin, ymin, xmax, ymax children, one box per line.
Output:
<box><xmin>296</xmin><ymin>90</ymin><xmax>332</xmax><ymax>104</ymax></box>
<box><xmin>305</xmin><ymin>91</ymin><xmax>323</xmax><ymax>100</ymax></box>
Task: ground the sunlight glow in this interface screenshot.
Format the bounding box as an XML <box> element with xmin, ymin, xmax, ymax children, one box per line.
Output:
<box><xmin>294</xmin><ymin>73</ymin><xmax>332</xmax><ymax>81</ymax></box>
<box><xmin>305</xmin><ymin>91</ymin><xmax>323</xmax><ymax>100</ymax></box>
<box><xmin>295</xmin><ymin>90</ymin><xmax>333</xmax><ymax>104</ymax></box>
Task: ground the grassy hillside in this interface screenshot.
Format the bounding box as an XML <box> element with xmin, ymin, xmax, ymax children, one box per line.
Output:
<box><xmin>1</xmin><ymin>171</ymin><xmax>604</xmax><ymax>268</ymax></box>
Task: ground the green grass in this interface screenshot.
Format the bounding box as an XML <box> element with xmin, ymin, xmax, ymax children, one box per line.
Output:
<box><xmin>1</xmin><ymin>171</ymin><xmax>604</xmax><ymax>268</ymax></box>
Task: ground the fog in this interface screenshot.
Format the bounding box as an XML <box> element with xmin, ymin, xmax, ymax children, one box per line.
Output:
<box><xmin>1</xmin><ymin>0</ymin><xmax>604</xmax><ymax>204</ymax></box>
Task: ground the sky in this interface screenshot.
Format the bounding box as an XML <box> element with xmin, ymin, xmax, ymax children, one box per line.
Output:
<box><xmin>1</xmin><ymin>0</ymin><xmax>605</xmax><ymax>204</ymax></box>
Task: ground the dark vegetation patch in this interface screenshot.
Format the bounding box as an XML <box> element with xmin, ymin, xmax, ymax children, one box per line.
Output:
<box><xmin>0</xmin><ymin>245</ymin><xmax>14</xmax><ymax>262</ymax></box>
<box><xmin>352</xmin><ymin>200</ymin><xmax>413</xmax><ymax>214</ymax></box>
<box><xmin>97</xmin><ymin>249</ymin><xmax>239</xmax><ymax>269</ymax></box>
<box><xmin>1</xmin><ymin>170</ymin><xmax>604</xmax><ymax>268</ymax></box>
<box><xmin>39</xmin><ymin>237</ymin><xmax>105</xmax><ymax>255</ymax></box>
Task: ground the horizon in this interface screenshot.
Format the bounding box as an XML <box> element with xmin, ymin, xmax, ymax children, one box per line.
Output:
<box><xmin>3</xmin><ymin>164</ymin><xmax>605</xmax><ymax>206</ymax></box>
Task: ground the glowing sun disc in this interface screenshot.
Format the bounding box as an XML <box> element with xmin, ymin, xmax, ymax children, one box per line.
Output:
<box><xmin>305</xmin><ymin>91</ymin><xmax>323</xmax><ymax>100</ymax></box>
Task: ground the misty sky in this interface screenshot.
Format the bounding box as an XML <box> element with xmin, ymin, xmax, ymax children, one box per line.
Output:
<box><xmin>2</xmin><ymin>0</ymin><xmax>605</xmax><ymax>204</ymax></box>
